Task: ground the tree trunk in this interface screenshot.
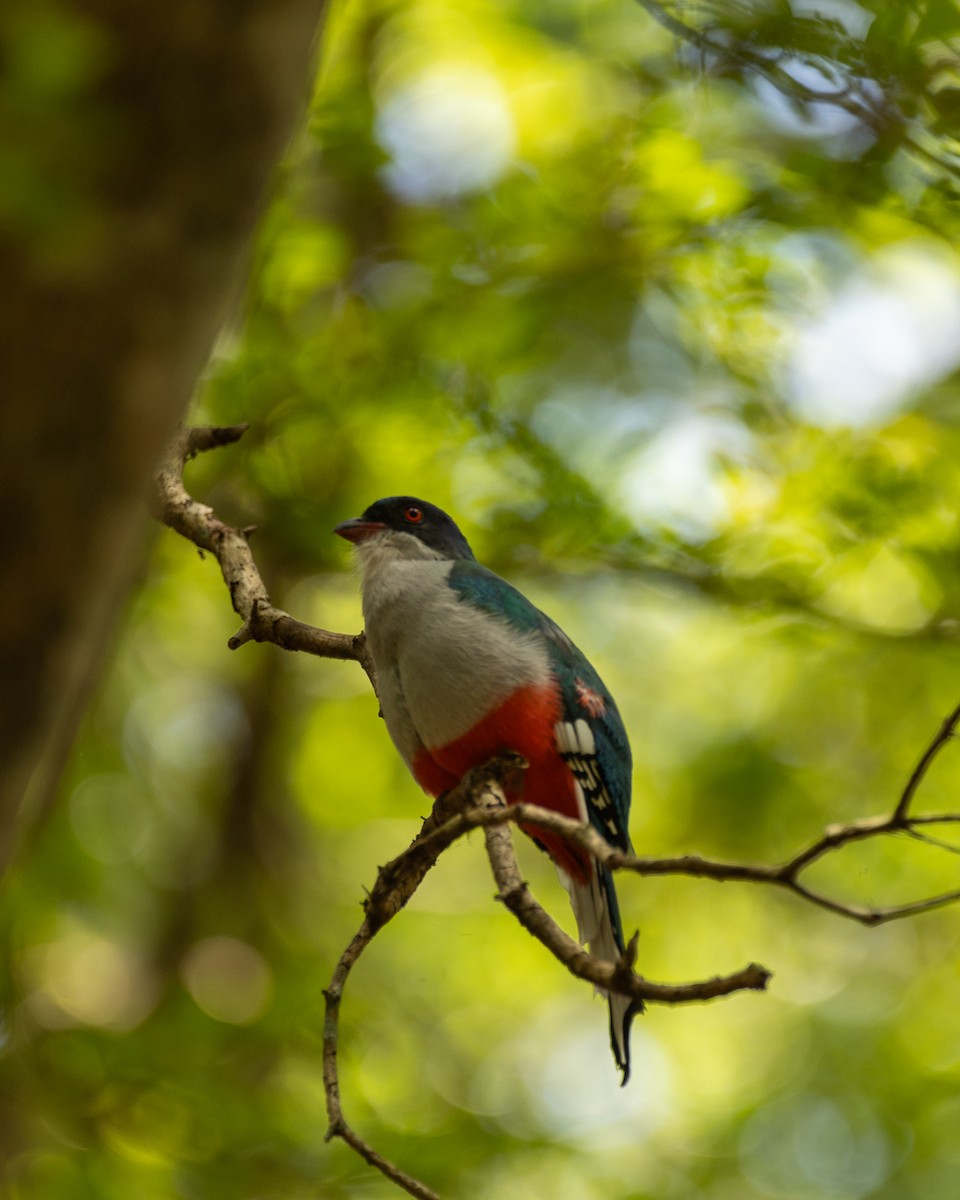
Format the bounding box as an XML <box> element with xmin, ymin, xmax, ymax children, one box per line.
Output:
<box><xmin>0</xmin><ymin>0</ymin><xmax>328</xmax><ymax>866</ymax></box>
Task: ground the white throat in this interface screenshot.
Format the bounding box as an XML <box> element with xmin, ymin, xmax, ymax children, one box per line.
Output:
<box><xmin>355</xmin><ymin>528</ymin><xmax>447</xmax><ymax>578</ymax></box>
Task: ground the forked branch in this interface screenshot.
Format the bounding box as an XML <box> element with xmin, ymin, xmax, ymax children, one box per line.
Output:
<box><xmin>320</xmin><ymin>757</ymin><xmax>770</xmax><ymax>1200</ymax></box>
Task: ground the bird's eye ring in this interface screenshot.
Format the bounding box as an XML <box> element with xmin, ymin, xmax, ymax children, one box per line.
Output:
<box><xmin>404</xmin><ymin>506</ymin><xmax>423</xmax><ymax>523</ymax></box>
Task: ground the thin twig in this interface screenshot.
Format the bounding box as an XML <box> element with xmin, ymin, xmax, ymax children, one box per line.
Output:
<box><xmin>894</xmin><ymin>702</ymin><xmax>960</xmax><ymax>821</ymax></box>
<box><xmin>322</xmin><ymin>921</ymin><xmax>439</xmax><ymax>1200</ymax></box>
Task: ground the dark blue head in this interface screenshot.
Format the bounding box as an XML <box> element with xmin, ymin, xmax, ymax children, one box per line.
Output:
<box><xmin>334</xmin><ymin>496</ymin><xmax>475</xmax><ymax>561</ymax></box>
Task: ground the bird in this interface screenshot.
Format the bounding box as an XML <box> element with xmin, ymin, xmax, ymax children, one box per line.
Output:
<box><xmin>334</xmin><ymin>496</ymin><xmax>639</xmax><ymax>1081</ymax></box>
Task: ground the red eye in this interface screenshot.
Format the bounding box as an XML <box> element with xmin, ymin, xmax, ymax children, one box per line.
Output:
<box><xmin>404</xmin><ymin>506</ymin><xmax>423</xmax><ymax>523</ymax></box>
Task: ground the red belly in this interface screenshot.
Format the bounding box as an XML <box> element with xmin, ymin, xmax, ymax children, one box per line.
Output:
<box><xmin>412</xmin><ymin>683</ymin><xmax>592</xmax><ymax>883</ymax></box>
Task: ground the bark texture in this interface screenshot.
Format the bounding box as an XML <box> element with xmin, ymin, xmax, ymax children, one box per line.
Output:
<box><xmin>0</xmin><ymin>0</ymin><xmax>328</xmax><ymax>863</ymax></box>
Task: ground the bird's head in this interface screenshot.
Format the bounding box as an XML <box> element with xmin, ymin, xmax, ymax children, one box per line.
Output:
<box><xmin>334</xmin><ymin>497</ymin><xmax>475</xmax><ymax>562</ymax></box>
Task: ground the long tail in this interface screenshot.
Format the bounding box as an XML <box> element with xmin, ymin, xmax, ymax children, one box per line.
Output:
<box><xmin>563</xmin><ymin>864</ymin><xmax>642</xmax><ymax>1083</ymax></box>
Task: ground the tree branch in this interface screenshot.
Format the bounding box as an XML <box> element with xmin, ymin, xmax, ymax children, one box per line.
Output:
<box><xmin>636</xmin><ymin>0</ymin><xmax>960</xmax><ymax>184</ymax></box>
<box><xmin>155</xmin><ymin>424</ymin><xmax>377</xmax><ymax>689</ymax></box>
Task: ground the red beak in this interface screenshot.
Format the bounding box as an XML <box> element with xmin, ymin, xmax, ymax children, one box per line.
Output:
<box><xmin>333</xmin><ymin>518</ymin><xmax>387</xmax><ymax>544</ymax></box>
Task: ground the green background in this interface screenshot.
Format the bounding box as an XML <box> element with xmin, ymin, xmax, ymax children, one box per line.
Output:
<box><xmin>5</xmin><ymin>0</ymin><xmax>960</xmax><ymax>1196</ymax></box>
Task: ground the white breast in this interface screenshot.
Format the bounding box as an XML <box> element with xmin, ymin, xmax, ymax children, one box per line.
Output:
<box><xmin>357</xmin><ymin>536</ymin><xmax>551</xmax><ymax>753</ymax></box>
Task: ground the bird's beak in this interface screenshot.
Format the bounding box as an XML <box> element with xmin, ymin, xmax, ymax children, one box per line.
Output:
<box><xmin>333</xmin><ymin>517</ymin><xmax>387</xmax><ymax>544</ymax></box>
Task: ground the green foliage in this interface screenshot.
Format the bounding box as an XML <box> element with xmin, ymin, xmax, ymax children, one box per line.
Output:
<box><xmin>6</xmin><ymin>0</ymin><xmax>960</xmax><ymax>1197</ymax></box>
<box><xmin>0</xmin><ymin>0</ymin><xmax>114</xmax><ymax>265</ymax></box>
